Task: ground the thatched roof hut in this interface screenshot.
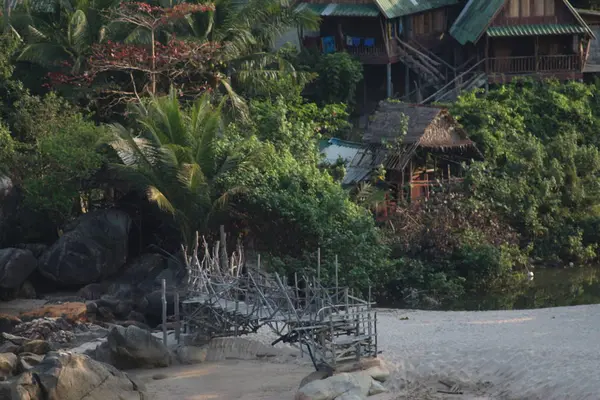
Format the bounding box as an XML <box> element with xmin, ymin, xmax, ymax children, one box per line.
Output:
<box><xmin>363</xmin><ymin>101</ymin><xmax>475</xmax><ymax>150</ymax></box>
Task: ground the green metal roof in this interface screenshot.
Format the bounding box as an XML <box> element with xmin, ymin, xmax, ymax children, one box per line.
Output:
<box><xmin>296</xmin><ymin>3</ymin><xmax>380</xmax><ymax>17</ymax></box>
<box><xmin>449</xmin><ymin>0</ymin><xmax>505</xmax><ymax>45</ymax></box>
<box><xmin>487</xmin><ymin>24</ymin><xmax>587</xmax><ymax>37</ymax></box>
<box><xmin>450</xmin><ymin>0</ymin><xmax>595</xmax><ymax>45</ymax></box>
<box><xmin>374</xmin><ymin>0</ymin><xmax>459</xmax><ymax>19</ymax></box>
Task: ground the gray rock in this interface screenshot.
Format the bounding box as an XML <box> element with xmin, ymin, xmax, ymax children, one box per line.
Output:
<box><xmin>16</xmin><ymin>352</ymin><xmax>43</xmax><ymax>372</ymax></box>
<box><xmin>17</xmin><ymin>340</ymin><xmax>51</xmax><ymax>355</ymax></box>
<box><xmin>176</xmin><ymin>346</ymin><xmax>207</xmax><ymax>364</ymax></box>
<box><xmin>78</xmin><ymin>283</ymin><xmax>108</xmax><ymax>300</ymax></box>
<box><xmin>0</xmin><ymin>248</ymin><xmax>37</xmax><ymax>291</ymax></box>
<box><xmin>1</xmin><ymin>333</ymin><xmax>28</xmax><ymax>346</ymax></box>
<box><xmin>0</xmin><ymin>353</ymin><xmax>17</xmax><ymax>378</ymax></box>
<box><xmin>299</xmin><ymin>364</ymin><xmax>333</xmax><ymax>389</ymax></box>
<box><xmin>92</xmin><ymin>325</ymin><xmax>171</xmax><ymax>369</ymax></box>
<box><xmin>38</xmin><ymin>210</ymin><xmax>131</xmax><ymax>286</ymax></box>
<box><xmin>368</xmin><ymin>380</ymin><xmax>388</xmax><ymax>396</ymax></box>
<box><xmin>295</xmin><ymin>372</ymin><xmax>372</xmax><ymax>400</ymax></box>
<box><xmin>0</xmin><ymin>315</ymin><xmax>21</xmax><ymax>334</ymax></box>
<box><xmin>10</xmin><ymin>351</ymin><xmax>146</xmax><ymax>400</ymax></box>
<box><xmin>17</xmin><ymin>281</ymin><xmax>36</xmax><ymax>299</ymax></box>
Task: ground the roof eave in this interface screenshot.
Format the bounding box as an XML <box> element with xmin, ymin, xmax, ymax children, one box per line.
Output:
<box><xmin>564</xmin><ymin>1</ymin><xmax>596</xmax><ymax>38</ymax></box>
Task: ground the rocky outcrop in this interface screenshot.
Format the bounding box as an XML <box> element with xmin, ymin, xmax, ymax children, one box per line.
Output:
<box><xmin>91</xmin><ymin>325</ymin><xmax>171</xmax><ymax>369</ymax></box>
<box><xmin>8</xmin><ymin>351</ymin><xmax>146</xmax><ymax>400</ymax></box>
<box><xmin>0</xmin><ymin>248</ymin><xmax>38</xmax><ymax>300</ymax></box>
<box><xmin>38</xmin><ymin>210</ymin><xmax>131</xmax><ymax>286</ymax></box>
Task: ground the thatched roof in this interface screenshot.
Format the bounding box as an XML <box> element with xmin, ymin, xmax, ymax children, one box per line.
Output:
<box><xmin>363</xmin><ymin>101</ymin><xmax>474</xmax><ymax>149</ymax></box>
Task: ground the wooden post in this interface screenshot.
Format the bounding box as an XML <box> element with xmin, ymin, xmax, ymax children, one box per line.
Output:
<box><xmin>386</xmin><ymin>63</ymin><xmax>393</xmax><ymax>98</ymax></box>
<box><xmin>161</xmin><ymin>279</ymin><xmax>168</xmax><ymax>346</ymax></box>
<box><xmin>317</xmin><ymin>247</ymin><xmax>321</xmax><ymax>282</ymax></box>
<box><xmin>404</xmin><ymin>63</ymin><xmax>410</xmax><ymax>101</ymax></box>
<box><xmin>535</xmin><ymin>36</ymin><xmax>539</xmax><ymax>72</ymax></box>
<box><xmin>257</xmin><ymin>254</ymin><xmax>261</xmax><ymax>272</ymax></box>
<box><xmin>174</xmin><ymin>291</ymin><xmax>180</xmax><ymax>344</ymax></box>
<box><xmin>219</xmin><ymin>225</ymin><xmax>228</xmax><ymax>272</ymax></box>
<box><xmin>335</xmin><ymin>254</ymin><xmax>340</xmax><ymax>305</ymax></box>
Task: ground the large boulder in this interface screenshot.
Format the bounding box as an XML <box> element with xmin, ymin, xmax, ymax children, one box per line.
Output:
<box><xmin>0</xmin><ymin>249</ymin><xmax>38</xmax><ymax>299</ymax></box>
<box><xmin>9</xmin><ymin>351</ymin><xmax>146</xmax><ymax>400</ymax></box>
<box><xmin>0</xmin><ymin>353</ymin><xmax>17</xmax><ymax>378</ymax></box>
<box><xmin>38</xmin><ymin>210</ymin><xmax>131</xmax><ymax>286</ymax></box>
<box><xmin>91</xmin><ymin>325</ymin><xmax>171</xmax><ymax>369</ymax></box>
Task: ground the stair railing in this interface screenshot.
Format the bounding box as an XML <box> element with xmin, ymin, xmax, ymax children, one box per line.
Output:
<box><xmin>421</xmin><ymin>58</ymin><xmax>486</xmax><ymax>104</ymax></box>
<box><xmin>408</xmin><ymin>38</ymin><xmax>457</xmax><ymax>82</ymax></box>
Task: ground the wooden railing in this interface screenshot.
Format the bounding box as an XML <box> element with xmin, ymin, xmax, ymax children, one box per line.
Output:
<box><xmin>488</xmin><ymin>55</ymin><xmax>581</xmax><ymax>74</ymax></box>
<box><xmin>345</xmin><ymin>43</ymin><xmax>388</xmax><ymax>58</ymax></box>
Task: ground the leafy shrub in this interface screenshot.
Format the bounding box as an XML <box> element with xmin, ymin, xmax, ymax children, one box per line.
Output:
<box><xmin>453</xmin><ymin>80</ymin><xmax>600</xmax><ymax>264</ymax></box>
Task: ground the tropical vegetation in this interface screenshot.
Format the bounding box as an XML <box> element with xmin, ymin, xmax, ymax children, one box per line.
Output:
<box><xmin>1</xmin><ymin>0</ymin><xmax>600</xmax><ymax>310</ymax></box>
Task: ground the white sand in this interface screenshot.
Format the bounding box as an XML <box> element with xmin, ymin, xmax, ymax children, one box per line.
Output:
<box><xmin>378</xmin><ymin>305</ymin><xmax>600</xmax><ymax>400</ymax></box>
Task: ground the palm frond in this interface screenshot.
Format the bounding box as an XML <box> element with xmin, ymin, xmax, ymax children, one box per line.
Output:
<box><xmin>147</xmin><ymin>185</ymin><xmax>177</xmax><ymax>214</ymax></box>
<box><xmin>17</xmin><ymin>42</ymin><xmax>70</xmax><ymax>66</ymax></box>
<box><xmin>68</xmin><ymin>9</ymin><xmax>90</xmax><ymax>53</ymax></box>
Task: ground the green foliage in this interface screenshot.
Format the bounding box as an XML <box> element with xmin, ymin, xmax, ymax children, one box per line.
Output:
<box><xmin>108</xmin><ymin>89</ymin><xmax>245</xmax><ymax>248</ymax></box>
<box><xmin>0</xmin><ymin>124</ymin><xmax>16</xmax><ymax>174</ymax></box>
<box><xmin>452</xmin><ymin>80</ymin><xmax>600</xmax><ymax>264</ymax></box>
<box><xmin>22</xmin><ymin>114</ymin><xmax>106</xmax><ymax>222</ymax></box>
<box><xmin>313</xmin><ymin>52</ymin><xmax>363</xmax><ymax>106</ymax></box>
<box><xmin>216</xmin><ymin>93</ymin><xmax>386</xmax><ymax>292</ymax></box>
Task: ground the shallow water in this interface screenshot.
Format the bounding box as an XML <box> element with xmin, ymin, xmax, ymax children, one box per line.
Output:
<box><xmin>457</xmin><ymin>265</ymin><xmax>600</xmax><ymax>311</ymax></box>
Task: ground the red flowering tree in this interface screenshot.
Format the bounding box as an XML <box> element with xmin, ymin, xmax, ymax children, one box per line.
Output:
<box><xmin>48</xmin><ymin>2</ymin><xmax>219</xmax><ymax>109</ymax></box>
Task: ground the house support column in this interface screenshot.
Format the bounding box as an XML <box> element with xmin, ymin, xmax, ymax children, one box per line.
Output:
<box><xmin>386</xmin><ymin>63</ymin><xmax>392</xmax><ymax>98</ymax></box>
<box><xmin>404</xmin><ymin>64</ymin><xmax>410</xmax><ymax>101</ymax></box>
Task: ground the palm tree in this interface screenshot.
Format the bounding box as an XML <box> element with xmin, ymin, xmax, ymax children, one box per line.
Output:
<box><xmin>179</xmin><ymin>0</ymin><xmax>319</xmax><ymax>94</ymax></box>
<box><xmin>108</xmin><ymin>88</ymin><xmax>245</xmax><ymax>248</ymax></box>
<box><xmin>10</xmin><ymin>0</ymin><xmax>116</xmax><ymax>73</ymax></box>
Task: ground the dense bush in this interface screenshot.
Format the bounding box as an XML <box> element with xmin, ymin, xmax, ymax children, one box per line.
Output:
<box><xmin>216</xmin><ymin>94</ymin><xmax>387</xmax><ymax>291</ymax></box>
<box><xmin>378</xmin><ymin>192</ymin><xmax>527</xmax><ymax>307</ymax></box>
<box><xmin>452</xmin><ymin>80</ymin><xmax>600</xmax><ymax>265</ymax></box>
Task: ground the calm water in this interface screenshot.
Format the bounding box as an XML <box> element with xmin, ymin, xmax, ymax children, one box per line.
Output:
<box><xmin>456</xmin><ymin>266</ymin><xmax>600</xmax><ymax>311</ymax></box>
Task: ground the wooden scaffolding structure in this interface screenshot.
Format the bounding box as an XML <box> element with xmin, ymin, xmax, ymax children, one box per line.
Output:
<box><xmin>180</xmin><ymin>237</ymin><xmax>378</xmax><ymax>370</ymax></box>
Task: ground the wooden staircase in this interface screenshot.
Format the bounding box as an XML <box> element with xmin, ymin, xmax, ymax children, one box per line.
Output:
<box><xmin>421</xmin><ymin>59</ymin><xmax>488</xmax><ymax>104</ymax></box>
<box><xmin>396</xmin><ymin>37</ymin><xmax>448</xmax><ymax>88</ymax></box>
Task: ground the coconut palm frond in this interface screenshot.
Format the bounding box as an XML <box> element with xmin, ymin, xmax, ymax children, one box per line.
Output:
<box><xmin>147</xmin><ymin>185</ymin><xmax>177</xmax><ymax>214</ymax></box>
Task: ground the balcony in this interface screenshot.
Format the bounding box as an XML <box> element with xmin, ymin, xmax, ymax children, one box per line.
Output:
<box><xmin>486</xmin><ymin>54</ymin><xmax>583</xmax><ymax>82</ymax></box>
<box><xmin>302</xmin><ymin>37</ymin><xmax>402</xmax><ymax>64</ymax></box>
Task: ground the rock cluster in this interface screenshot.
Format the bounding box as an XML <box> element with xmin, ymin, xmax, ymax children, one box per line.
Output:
<box><xmin>0</xmin><ymin>351</ymin><xmax>146</xmax><ymax>400</ymax></box>
<box><xmin>296</xmin><ymin>358</ymin><xmax>391</xmax><ymax>400</ymax></box>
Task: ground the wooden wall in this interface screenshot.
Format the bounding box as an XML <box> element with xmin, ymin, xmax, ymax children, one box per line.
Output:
<box><xmin>492</xmin><ymin>0</ymin><xmax>577</xmax><ymax>26</ymax></box>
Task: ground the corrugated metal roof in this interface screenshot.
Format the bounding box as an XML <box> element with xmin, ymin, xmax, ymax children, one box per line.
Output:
<box><xmin>451</xmin><ymin>0</ymin><xmax>595</xmax><ymax>45</ymax></box>
<box><xmin>487</xmin><ymin>24</ymin><xmax>587</xmax><ymax>37</ymax></box>
<box><xmin>374</xmin><ymin>0</ymin><xmax>459</xmax><ymax>19</ymax></box>
<box><xmin>296</xmin><ymin>3</ymin><xmax>380</xmax><ymax>17</ymax></box>
<box><xmin>320</xmin><ymin>138</ymin><xmax>362</xmax><ymax>165</ymax></box>
<box><xmin>449</xmin><ymin>0</ymin><xmax>505</xmax><ymax>45</ymax></box>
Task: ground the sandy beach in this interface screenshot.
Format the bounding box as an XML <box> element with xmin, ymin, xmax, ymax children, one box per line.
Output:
<box><xmin>135</xmin><ymin>304</ymin><xmax>600</xmax><ymax>400</ymax></box>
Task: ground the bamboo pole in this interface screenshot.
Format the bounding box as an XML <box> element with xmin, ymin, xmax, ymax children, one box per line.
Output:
<box><xmin>174</xmin><ymin>291</ymin><xmax>180</xmax><ymax>344</ymax></box>
<box><xmin>317</xmin><ymin>247</ymin><xmax>321</xmax><ymax>282</ymax></box>
<box><xmin>161</xmin><ymin>279</ymin><xmax>168</xmax><ymax>346</ymax></box>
